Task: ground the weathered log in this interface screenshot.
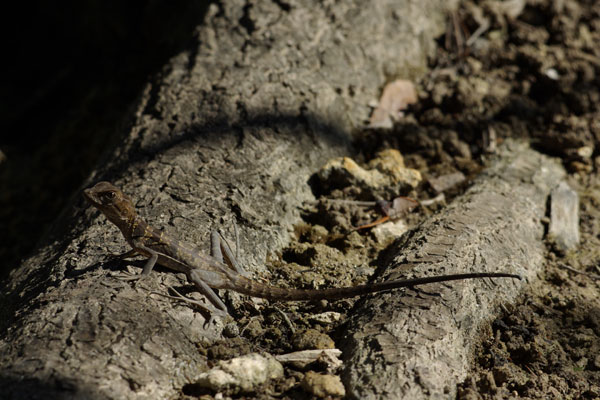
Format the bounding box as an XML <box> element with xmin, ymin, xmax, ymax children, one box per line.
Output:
<box><xmin>341</xmin><ymin>140</ymin><xmax>565</xmax><ymax>399</ymax></box>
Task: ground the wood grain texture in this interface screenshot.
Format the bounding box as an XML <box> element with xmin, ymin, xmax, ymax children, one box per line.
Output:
<box><xmin>341</xmin><ymin>140</ymin><xmax>565</xmax><ymax>399</ymax></box>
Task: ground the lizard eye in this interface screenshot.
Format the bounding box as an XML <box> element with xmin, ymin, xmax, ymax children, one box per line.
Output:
<box><xmin>101</xmin><ymin>191</ymin><xmax>117</xmax><ymax>203</ymax></box>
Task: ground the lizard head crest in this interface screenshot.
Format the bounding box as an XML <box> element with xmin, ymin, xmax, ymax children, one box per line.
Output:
<box><xmin>84</xmin><ymin>181</ymin><xmax>137</xmax><ymax>226</ymax></box>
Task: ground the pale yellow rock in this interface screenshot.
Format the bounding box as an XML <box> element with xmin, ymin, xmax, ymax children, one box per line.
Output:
<box><xmin>195</xmin><ymin>353</ymin><xmax>284</xmax><ymax>394</ymax></box>
<box><xmin>368</xmin><ymin>148</ymin><xmax>406</xmax><ymax>169</ymax></box>
<box><xmin>369</xmin><ymin>149</ymin><xmax>421</xmax><ymax>188</ymax></box>
<box><xmin>318</xmin><ymin>150</ymin><xmax>421</xmax><ymax>194</ymax></box>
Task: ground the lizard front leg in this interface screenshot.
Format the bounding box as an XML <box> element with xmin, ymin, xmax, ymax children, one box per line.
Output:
<box><xmin>117</xmin><ymin>243</ymin><xmax>158</xmax><ymax>284</ymax></box>
<box><xmin>111</xmin><ymin>248</ymin><xmax>139</xmax><ymax>260</ymax></box>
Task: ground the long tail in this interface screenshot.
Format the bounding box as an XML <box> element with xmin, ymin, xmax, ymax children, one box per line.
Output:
<box><xmin>227</xmin><ymin>272</ymin><xmax>521</xmax><ymax>301</ymax></box>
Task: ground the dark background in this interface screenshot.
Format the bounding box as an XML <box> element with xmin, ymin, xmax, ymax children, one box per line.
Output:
<box><xmin>0</xmin><ymin>0</ymin><xmax>212</xmax><ymax>277</ymax></box>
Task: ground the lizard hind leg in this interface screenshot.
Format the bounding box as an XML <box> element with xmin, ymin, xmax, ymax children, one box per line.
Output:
<box><xmin>211</xmin><ymin>228</ymin><xmax>249</xmax><ymax>277</ymax></box>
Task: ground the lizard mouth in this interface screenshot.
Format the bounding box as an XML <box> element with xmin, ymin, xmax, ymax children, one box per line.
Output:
<box><xmin>82</xmin><ymin>188</ymin><xmax>100</xmax><ymax>205</ymax></box>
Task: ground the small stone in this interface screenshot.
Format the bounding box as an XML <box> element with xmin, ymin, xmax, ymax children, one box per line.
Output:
<box><xmin>222</xmin><ymin>323</ymin><xmax>240</xmax><ymax>338</ymax></box>
<box><xmin>428</xmin><ymin>171</ymin><xmax>466</xmax><ymax>193</ymax></box>
<box><xmin>544</xmin><ymin>68</ymin><xmax>559</xmax><ymax>80</ymax></box>
<box><xmin>292</xmin><ymin>329</ymin><xmax>335</xmax><ymax>350</ymax></box>
<box><xmin>372</xmin><ymin>219</ymin><xmax>409</xmax><ymax>244</ymax></box>
<box><xmin>548</xmin><ymin>181</ymin><xmax>580</xmax><ymax>251</ymax></box>
<box><xmin>301</xmin><ymin>371</ymin><xmax>346</xmax><ymax>398</ymax></box>
<box><xmin>195</xmin><ymin>353</ymin><xmax>283</xmax><ymax>393</ymax></box>
<box><xmin>308</xmin><ymin>311</ymin><xmax>343</xmax><ymax>324</ymax></box>
<box><xmin>577</xmin><ymin>146</ymin><xmax>593</xmax><ymax>159</ymax></box>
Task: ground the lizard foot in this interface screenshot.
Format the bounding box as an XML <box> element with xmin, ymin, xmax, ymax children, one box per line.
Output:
<box><xmin>114</xmin><ymin>271</ymin><xmax>148</xmax><ymax>288</ymax></box>
<box><xmin>149</xmin><ymin>285</ymin><xmax>229</xmax><ymax>327</ymax></box>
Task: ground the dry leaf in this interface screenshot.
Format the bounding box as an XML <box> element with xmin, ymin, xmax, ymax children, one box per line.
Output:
<box><xmin>369</xmin><ymin>79</ymin><xmax>417</xmax><ymax>128</ymax></box>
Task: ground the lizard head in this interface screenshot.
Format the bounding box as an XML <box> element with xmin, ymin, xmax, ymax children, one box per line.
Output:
<box><xmin>83</xmin><ymin>181</ymin><xmax>137</xmax><ymax>226</ymax></box>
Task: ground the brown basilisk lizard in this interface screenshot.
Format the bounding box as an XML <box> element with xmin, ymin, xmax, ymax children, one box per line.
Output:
<box><xmin>84</xmin><ymin>181</ymin><xmax>520</xmax><ymax>318</ymax></box>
